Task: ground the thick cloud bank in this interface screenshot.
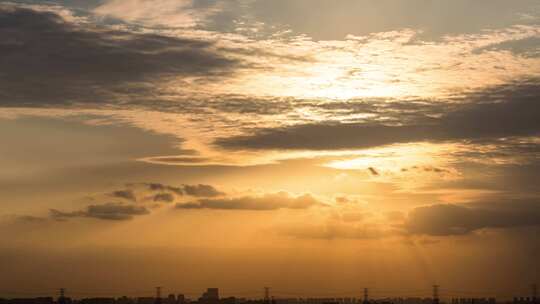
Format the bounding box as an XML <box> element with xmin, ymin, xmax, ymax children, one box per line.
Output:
<box><xmin>216</xmin><ymin>80</ymin><xmax>540</xmax><ymax>151</ymax></box>
<box><xmin>405</xmin><ymin>199</ymin><xmax>540</xmax><ymax>236</ymax></box>
<box><xmin>0</xmin><ymin>5</ymin><xmax>238</xmax><ymax>105</ymax></box>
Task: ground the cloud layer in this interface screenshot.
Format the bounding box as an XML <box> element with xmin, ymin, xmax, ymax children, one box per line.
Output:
<box><xmin>44</xmin><ymin>183</ymin><xmax>226</xmax><ymax>221</ymax></box>
<box><xmin>50</xmin><ymin>203</ymin><xmax>149</xmax><ymax>221</ymax></box>
<box><xmin>405</xmin><ymin>199</ymin><xmax>540</xmax><ymax>236</ymax></box>
<box><xmin>141</xmin><ymin>183</ymin><xmax>223</xmax><ymax>197</ymax></box>
<box><xmin>0</xmin><ymin>5</ymin><xmax>238</xmax><ymax>105</ymax></box>
<box><xmin>176</xmin><ymin>192</ymin><xmax>323</xmax><ymax>210</ymax></box>
<box><xmin>216</xmin><ymin>80</ymin><xmax>540</xmax><ymax>150</ymax></box>
<box><xmin>94</xmin><ymin>0</ymin><xmax>221</xmax><ymax>28</ymax></box>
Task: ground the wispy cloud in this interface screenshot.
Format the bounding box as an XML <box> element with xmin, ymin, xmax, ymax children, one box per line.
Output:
<box><xmin>111</xmin><ymin>190</ymin><xmax>137</xmax><ymax>202</ymax></box>
<box><xmin>94</xmin><ymin>0</ymin><xmax>222</xmax><ymax>28</ymax></box>
<box><xmin>153</xmin><ymin>193</ymin><xmax>175</xmax><ymax>203</ymax></box>
<box><xmin>139</xmin><ymin>183</ymin><xmax>223</xmax><ymax>197</ymax></box>
<box><xmin>176</xmin><ymin>192</ymin><xmax>324</xmax><ymax>210</ymax></box>
<box><xmin>50</xmin><ymin>203</ymin><xmax>150</xmax><ymax>221</ymax></box>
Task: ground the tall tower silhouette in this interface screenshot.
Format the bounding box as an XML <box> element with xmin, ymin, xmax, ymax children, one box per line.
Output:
<box><xmin>433</xmin><ymin>285</ymin><xmax>439</xmax><ymax>304</ymax></box>
<box><xmin>532</xmin><ymin>284</ymin><xmax>537</xmax><ymax>304</ymax></box>
<box><xmin>363</xmin><ymin>288</ymin><xmax>368</xmax><ymax>304</ymax></box>
<box><xmin>264</xmin><ymin>287</ymin><xmax>271</xmax><ymax>304</ymax></box>
<box><xmin>58</xmin><ymin>288</ymin><xmax>66</xmax><ymax>304</ymax></box>
<box><xmin>155</xmin><ymin>287</ymin><xmax>162</xmax><ymax>304</ymax></box>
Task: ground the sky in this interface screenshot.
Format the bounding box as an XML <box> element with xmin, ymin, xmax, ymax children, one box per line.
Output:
<box><xmin>0</xmin><ymin>0</ymin><xmax>540</xmax><ymax>300</ymax></box>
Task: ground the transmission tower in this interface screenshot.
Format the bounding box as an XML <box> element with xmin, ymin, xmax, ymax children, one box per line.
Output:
<box><xmin>433</xmin><ymin>285</ymin><xmax>439</xmax><ymax>304</ymax></box>
<box><xmin>363</xmin><ymin>288</ymin><xmax>369</xmax><ymax>304</ymax></box>
<box><xmin>264</xmin><ymin>287</ymin><xmax>271</xmax><ymax>304</ymax></box>
<box><xmin>155</xmin><ymin>287</ymin><xmax>162</xmax><ymax>304</ymax></box>
<box><xmin>58</xmin><ymin>288</ymin><xmax>66</xmax><ymax>304</ymax></box>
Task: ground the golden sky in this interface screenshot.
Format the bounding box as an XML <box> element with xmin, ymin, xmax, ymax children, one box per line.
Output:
<box><xmin>0</xmin><ymin>0</ymin><xmax>539</xmax><ymax>299</ymax></box>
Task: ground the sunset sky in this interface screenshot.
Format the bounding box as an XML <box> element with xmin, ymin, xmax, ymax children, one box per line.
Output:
<box><xmin>1</xmin><ymin>0</ymin><xmax>539</xmax><ymax>299</ymax></box>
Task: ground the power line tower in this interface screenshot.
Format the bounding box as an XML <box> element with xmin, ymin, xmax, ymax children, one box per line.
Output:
<box><xmin>433</xmin><ymin>285</ymin><xmax>439</xmax><ymax>304</ymax></box>
<box><xmin>532</xmin><ymin>283</ymin><xmax>537</xmax><ymax>304</ymax></box>
<box><xmin>363</xmin><ymin>288</ymin><xmax>369</xmax><ymax>304</ymax></box>
<box><xmin>155</xmin><ymin>287</ymin><xmax>162</xmax><ymax>304</ymax></box>
<box><xmin>58</xmin><ymin>288</ymin><xmax>66</xmax><ymax>304</ymax></box>
<box><xmin>264</xmin><ymin>287</ymin><xmax>271</xmax><ymax>304</ymax></box>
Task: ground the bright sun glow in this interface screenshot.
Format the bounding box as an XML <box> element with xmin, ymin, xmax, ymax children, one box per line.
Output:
<box><xmin>324</xmin><ymin>143</ymin><xmax>457</xmax><ymax>171</ymax></box>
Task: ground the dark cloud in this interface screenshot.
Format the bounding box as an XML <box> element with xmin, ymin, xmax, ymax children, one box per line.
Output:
<box><xmin>405</xmin><ymin>199</ymin><xmax>540</xmax><ymax>236</ymax></box>
<box><xmin>401</xmin><ymin>166</ymin><xmax>450</xmax><ymax>174</ymax></box>
<box><xmin>216</xmin><ymin>121</ymin><xmax>433</xmax><ymax>151</ymax></box>
<box><xmin>175</xmin><ymin>192</ymin><xmax>322</xmax><ymax>210</ymax></box>
<box><xmin>475</xmin><ymin>37</ymin><xmax>540</xmax><ymax>58</ymax></box>
<box><xmin>50</xmin><ymin>202</ymin><xmax>149</xmax><ymax>221</ymax></box>
<box><xmin>182</xmin><ymin>184</ymin><xmax>224</xmax><ymax>197</ymax></box>
<box><xmin>111</xmin><ymin>190</ymin><xmax>136</xmax><ymax>202</ymax></box>
<box><xmin>422</xmin><ymin>166</ymin><xmax>449</xmax><ymax>173</ymax></box>
<box><xmin>144</xmin><ymin>183</ymin><xmax>184</xmax><ymax>195</ymax></box>
<box><xmin>216</xmin><ymin>80</ymin><xmax>540</xmax><ymax>150</ymax></box>
<box><xmin>141</xmin><ymin>183</ymin><xmax>223</xmax><ymax>197</ymax></box>
<box><xmin>153</xmin><ymin>193</ymin><xmax>175</xmax><ymax>203</ymax></box>
<box><xmin>0</xmin><ymin>5</ymin><xmax>239</xmax><ymax>105</ymax></box>
<box><xmin>14</xmin><ymin>215</ymin><xmax>48</xmax><ymax>223</ymax></box>
<box><xmin>143</xmin><ymin>156</ymin><xmax>210</xmax><ymax>164</ymax></box>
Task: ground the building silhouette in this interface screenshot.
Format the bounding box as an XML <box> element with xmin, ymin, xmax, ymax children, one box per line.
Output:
<box><xmin>200</xmin><ymin>289</ymin><xmax>219</xmax><ymax>303</ymax></box>
<box><xmin>451</xmin><ymin>298</ymin><xmax>496</xmax><ymax>304</ymax></box>
<box><xmin>2</xmin><ymin>286</ymin><xmax>539</xmax><ymax>304</ymax></box>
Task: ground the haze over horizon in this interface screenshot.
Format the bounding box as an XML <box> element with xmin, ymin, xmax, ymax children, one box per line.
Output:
<box><xmin>0</xmin><ymin>0</ymin><xmax>539</xmax><ymax>297</ymax></box>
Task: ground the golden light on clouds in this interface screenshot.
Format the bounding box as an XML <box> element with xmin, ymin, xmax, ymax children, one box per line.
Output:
<box><xmin>198</xmin><ymin>26</ymin><xmax>540</xmax><ymax>100</ymax></box>
<box><xmin>1</xmin><ymin>0</ymin><xmax>540</xmax><ymax>296</ymax></box>
<box><xmin>324</xmin><ymin>143</ymin><xmax>452</xmax><ymax>171</ymax></box>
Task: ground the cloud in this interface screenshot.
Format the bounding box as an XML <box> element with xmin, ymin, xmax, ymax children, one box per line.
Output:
<box><xmin>400</xmin><ymin>165</ymin><xmax>451</xmax><ymax>174</ymax></box>
<box><xmin>182</xmin><ymin>184</ymin><xmax>224</xmax><ymax>197</ymax></box>
<box><xmin>111</xmin><ymin>190</ymin><xmax>137</xmax><ymax>202</ymax></box>
<box><xmin>335</xmin><ymin>196</ymin><xmax>358</xmax><ymax>204</ymax></box>
<box><xmin>280</xmin><ymin>198</ymin><xmax>540</xmax><ymax>239</ymax></box>
<box><xmin>153</xmin><ymin>193</ymin><xmax>175</xmax><ymax>203</ymax></box>
<box><xmin>215</xmin><ymin>80</ymin><xmax>540</xmax><ymax>150</ymax></box>
<box><xmin>175</xmin><ymin>192</ymin><xmax>323</xmax><ymax>210</ymax></box>
<box><xmin>405</xmin><ymin>199</ymin><xmax>540</xmax><ymax>236</ymax></box>
<box><xmin>14</xmin><ymin>215</ymin><xmax>48</xmax><ymax>223</ymax></box>
<box><xmin>142</xmin><ymin>183</ymin><xmax>223</xmax><ymax>197</ymax></box>
<box><xmin>50</xmin><ymin>203</ymin><xmax>150</xmax><ymax>221</ymax></box>
<box><xmin>475</xmin><ymin>36</ymin><xmax>540</xmax><ymax>58</ymax></box>
<box><xmin>0</xmin><ymin>5</ymin><xmax>239</xmax><ymax>105</ymax></box>
<box><xmin>141</xmin><ymin>156</ymin><xmax>210</xmax><ymax>165</ymax></box>
<box><xmin>144</xmin><ymin>183</ymin><xmax>184</xmax><ymax>195</ymax></box>
<box><xmin>13</xmin><ymin>182</ymin><xmax>225</xmax><ymax>223</ymax></box>
<box><xmin>94</xmin><ymin>0</ymin><xmax>222</xmax><ymax>28</ymax></box>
